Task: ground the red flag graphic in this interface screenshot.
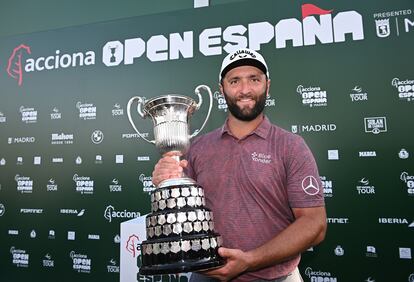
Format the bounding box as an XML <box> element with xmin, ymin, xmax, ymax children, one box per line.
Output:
<box><xmin>6</xmin><ymin>44</ymin><xmax>31</xmax><ymax>86</ymax></box>
<box><xmin>302</xmin><ymin>4</ymin><xmax>333</xmax><ymax>19</ymax></box>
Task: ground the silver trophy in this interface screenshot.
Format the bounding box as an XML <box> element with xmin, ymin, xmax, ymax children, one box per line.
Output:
<box><xmin>127</xmin><ymin>85</ymin><xmax>224</xmax><ymax>275</ymax></box>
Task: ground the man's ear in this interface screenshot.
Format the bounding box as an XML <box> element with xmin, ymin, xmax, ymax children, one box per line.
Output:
<box><xmin>219</xmin><ymin>82</ymin><xmax>224</xmax><ymax>95</ymax></box>
<box><xmin>266</xmin><ymin>79</ymin><xmax>271</xmax><ymax>97</ymax></box>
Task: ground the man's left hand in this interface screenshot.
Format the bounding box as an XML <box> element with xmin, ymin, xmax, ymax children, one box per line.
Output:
<box><xmin>200</xmin><ymin>247</ymin><xmax>251</xmax><ymax>281</ymax></box>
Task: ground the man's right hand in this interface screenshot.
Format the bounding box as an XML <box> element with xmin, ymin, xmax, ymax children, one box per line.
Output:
<box><xmin>152</xmin><ymin>152</ymin><xmax>188</xmax><ymax>186</ymax></box>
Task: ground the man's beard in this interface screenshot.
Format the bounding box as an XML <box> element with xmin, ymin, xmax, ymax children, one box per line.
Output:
<box><xmin>223</xmin><ymin>87</ymin><xmax>267</xmax><ymax>121</ymax></box>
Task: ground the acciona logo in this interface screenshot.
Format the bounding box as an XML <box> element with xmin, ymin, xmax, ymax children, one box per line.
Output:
<box><xmin>103</xmin><ymin>205</ymin><xmax>140</xmax><ymax>223</ymax></box>
<box><xmin>6</xmin><ymin>44</ymin><xmax>95</xmax><ymax>86</ymax></box>
<box><xmin>304</xmin><ymin>267</ymin><xmax>338</xmax><ymax>282</ymax></box>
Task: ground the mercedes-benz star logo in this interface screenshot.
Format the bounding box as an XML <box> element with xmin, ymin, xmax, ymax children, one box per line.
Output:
<box><xmin>301</xmin><ymin>175</ymin><xmax>320</xmax><ymax>195</ymax></box>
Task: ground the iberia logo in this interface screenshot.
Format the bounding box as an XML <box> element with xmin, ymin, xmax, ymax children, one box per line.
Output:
<box><xmin>7</xmin><ymin>44</ymin><xmax>31</xmax><ymax>86</ymax></box>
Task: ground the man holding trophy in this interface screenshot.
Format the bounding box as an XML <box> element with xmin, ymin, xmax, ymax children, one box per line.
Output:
<box><xmin>149</xmin><ymin>48</ymin><xmax>327</xmax><ymax>281</ymax></box>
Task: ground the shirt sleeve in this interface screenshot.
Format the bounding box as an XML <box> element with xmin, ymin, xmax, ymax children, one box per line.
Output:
<box><xmin>285</xmin><ymin>135</ymin><xmax>325</xmax><ymax>208</ymax></box>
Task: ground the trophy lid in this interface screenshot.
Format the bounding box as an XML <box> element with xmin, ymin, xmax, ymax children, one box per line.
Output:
<box><xmin>157</xmin><ymin>177</ymin><xmax>197</xmax><ymax>188</ymax></box>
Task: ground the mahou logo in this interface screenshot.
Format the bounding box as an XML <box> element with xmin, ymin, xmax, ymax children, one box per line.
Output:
<box><xmin>7</xmin><ymin>44</ymin><xmax>31</xmax><ymax>86</ymax></box>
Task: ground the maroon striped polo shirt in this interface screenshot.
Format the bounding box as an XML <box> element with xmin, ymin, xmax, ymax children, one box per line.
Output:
<box><xmin>185</xmin><ymin>116</ymin><xmax>324</xmax><ymax>281</ymax></box>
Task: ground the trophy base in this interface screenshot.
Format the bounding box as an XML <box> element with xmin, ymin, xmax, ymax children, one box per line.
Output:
<box><xmin>139</xmin><ymin>256</ymin><xmax>225</xmax><ymax>275</ymax></box>
<box><xmin>141</xmin><ymin>178</ymin><xmax>225</xmax><ymax>275</ymax></box>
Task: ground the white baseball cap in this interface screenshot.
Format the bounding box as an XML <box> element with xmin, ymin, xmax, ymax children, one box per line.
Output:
<box><xmin>219</xmin><ymin>48</ymin><xmax>269</xmax><ymax>81</ymax></box>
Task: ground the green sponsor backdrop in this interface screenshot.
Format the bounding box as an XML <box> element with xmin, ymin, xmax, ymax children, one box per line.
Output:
<box><xmin>0</xmin><ymin>0</ymin><xmax>413</xmax><ymax>281</ymax></box>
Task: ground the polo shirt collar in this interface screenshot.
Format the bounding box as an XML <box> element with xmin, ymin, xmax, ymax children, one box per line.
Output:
<box><xmin>221</xmin><ymin>115</ymin><xmax>271</xmax><ymax>140</ymax></box>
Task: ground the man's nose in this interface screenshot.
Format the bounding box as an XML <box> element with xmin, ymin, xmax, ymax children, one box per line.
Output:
<box><xmin>239</xmin><ymin>79</ymin><xmax>251</xmax><ymax>94</ymax></box>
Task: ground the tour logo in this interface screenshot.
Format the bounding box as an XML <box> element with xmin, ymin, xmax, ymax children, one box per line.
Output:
<box><xmin>7</xmin><ymin>44</ymin><xmax>31</xmax><ymax>86</ymax></box>
<box><xmin>296</xmin><ymin>85</ymin><xmax>328</xmax><ymax>107</ymax></box>
<box><xmin>107</xmin><ymin>259</ymin><xmax>120</xmax><ymax>273</ymax></box>
<box><xmin>356</xmin><ymin>178</ymin><xmax>376</xmax><ymax>195</ymax></box>
<box><xmin>43</xmin><ymin>253</ymin><xmax>54</xmax><ymax>268</ymax></box>
<box><xmin>112</xmin><ymin>103</ymin><xmax>124</xmax><ymax>116</ymax></box>
<box><xmin>46</xmin><ymin>178</ymin><xmax>58</xmax><ymax>192</ymax></box>
<box><xmin>349</xmin><ymin>86</ymin><xmax>368</xmax><ymax>102</ymax></box>
<box><xmin>392</xmin><ymin>78</ymin><xmax>414</xmax><ymax>102</ymax></box>
<box><xmin>50</xmin><ymin>107</ymin><xmax>62</xmax><ymax>120</ymax></box>
<box><xmin>109</xmin><ymin>178</ymin><xmax>122</xmax><ymax>192</ymax></box>
<box><xmin>364</xmin><ymin>117</ymin><xmax>387</xmax><ymax>134</ymax></box>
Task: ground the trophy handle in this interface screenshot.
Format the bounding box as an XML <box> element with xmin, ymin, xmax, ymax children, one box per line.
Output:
<box><xmin>190</xmin><ymin>85</ymin><xmax>213</xmax><ymax>139</ymax></box>
<box><xmin>127</xmin><ymin>96</ymin><xmax>156</xmax><ymax>145</ymax></box>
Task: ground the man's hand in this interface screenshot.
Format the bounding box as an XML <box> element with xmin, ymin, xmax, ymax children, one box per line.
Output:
<box><xmin>200</xmin><ymin>247</ymin><xmax>251</xmax><ymax>281</ymax></box>
<box><xmin>152</xmin><ymin>152</ymin><xmax>188</xmax><ymax>186</ymax></box>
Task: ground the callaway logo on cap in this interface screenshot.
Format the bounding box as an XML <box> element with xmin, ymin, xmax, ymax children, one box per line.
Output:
<box><xmin>219</xmin><ymin>48</ymin><xmax>269</xmax><ymax>81</ymax></box>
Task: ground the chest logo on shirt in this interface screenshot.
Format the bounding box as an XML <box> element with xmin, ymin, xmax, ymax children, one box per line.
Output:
<box><xmin>251</xmin><ymin>152</ymin><xmax>272</xmax><ymax>164</ymax></box>
<box><xmin>302</xmin><ymin>176</ymin><xmax>320</xmax><ymax>195</ymax></box>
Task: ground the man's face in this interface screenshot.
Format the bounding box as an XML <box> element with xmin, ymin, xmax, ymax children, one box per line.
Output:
<box><xmin>220</xmin><ymin>65</ymin><xmax>270</xmax><ymax>121</ymax></box>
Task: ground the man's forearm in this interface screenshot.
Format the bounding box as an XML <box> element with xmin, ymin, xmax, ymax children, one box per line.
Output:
<box><xmin>245</xmin><ymin>206</ymin><xmax>327</xmax><ymax>272</ymax></box>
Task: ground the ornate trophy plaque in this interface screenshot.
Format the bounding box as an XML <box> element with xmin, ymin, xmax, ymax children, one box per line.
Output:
<box><xmin>127</xmin><ymin>85</ymin><xmax>225</xmax><ymax>275</ymax></box>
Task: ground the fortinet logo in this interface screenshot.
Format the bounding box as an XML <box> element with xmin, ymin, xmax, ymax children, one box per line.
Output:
<box><xmin>20</xmin><ymin>208</ymin><xmax>43</xmax><ymax>214</ymax></box>
<box><xmin>327</xmin><ymin>217</ymin><xmax>349</xmax><ymax>224</ymax></box>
